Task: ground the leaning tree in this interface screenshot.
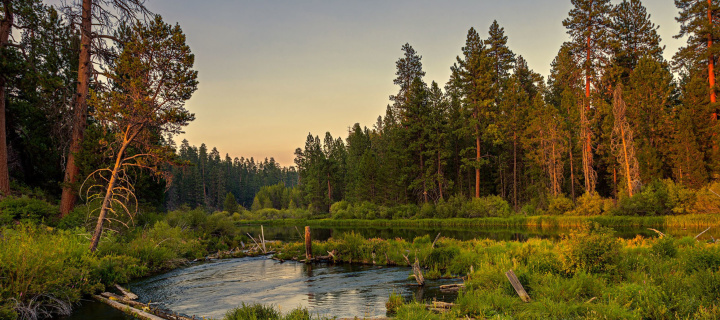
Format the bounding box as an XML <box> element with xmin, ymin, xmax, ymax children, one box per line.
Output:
<box><xmin>86</xmin><ymin>15</ymin><xmax>197</xmax><ymax>252</ymax></box>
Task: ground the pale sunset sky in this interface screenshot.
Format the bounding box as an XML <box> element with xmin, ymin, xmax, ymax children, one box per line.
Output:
<box><xmin>142</xmin><ymin>0</ymin><xmax>685</xmax><ymax>166</ymax></box>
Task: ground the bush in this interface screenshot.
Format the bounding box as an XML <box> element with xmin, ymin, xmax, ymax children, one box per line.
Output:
<box><xmin>436</xmin><ymin>195</ymin><xmax>465</xmax><ymax>218</ymax></box>
<box><xmin>463</xmin><ymin>195</ymin><xmax>512</xmax><ymax>218</ymax></box>
<box><xmin>386</xmin><ymin>292</ymin><xmax>404</xmax><ymax>314</ymax></box>
<box><xmin>569</xmin><ymin>193</ymin><xmax>612</xmax><ymax>216</ymax></box>
<box><xmin>0</xmin><ymin>224</ymin><xmax>104</xmax><ymax>318</ymax></box>
<box><xmin>0</xmin><ymin>196</ymin><xmax>59</xmax><ymax>226</ymax></box>
<box><xmin>615</xmin><ymin>179</ymin><xmax>697</xmax><ymax>216</ymax></box>
<box><xmin>560</xmin><ymin>226</ymin><xmax>620</xmax><ymax>275</ymax></box>
<box><xmin>547</xmin><ymin>195</ymin><xmax>574</xmax><ymax>215</ymax></box>
<box><xmin>651</xmin><ymin>236</ymin><xmax>678</xmax><ymax>258</ymax></box>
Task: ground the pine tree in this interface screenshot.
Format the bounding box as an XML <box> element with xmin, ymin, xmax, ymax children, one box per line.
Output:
<box><xmin>625</xmin><ymin>57</ymin><xmax>674</xmax><ymax>182</ymax></box>
<box><xmin>60</xmin><ymin>0</ymin><xmax>150</xmax><ymax>216</ymax></box>
<box><xmin>454</xmin><ymin>27</ymin><xmax>494</xmax><ymax>198</ymax></box>
<box><xmin>674</xmin><ymin>0</ymin><xmax>720</xmax><ymax>162</ymax></box>
<box><xmin>390</xmin><ymin>43</ymin><xmax>425</xmax><ymax>119</ymax></box>
<box><xmin>223</xmin><ymin>192</ymin><xmax>238</xmax><ymax>213</ymax></box>
<box><xmin>607</xmin><ymin>0</ymin><xmax>663</xmax><ymax>84</ymax></box>
<box><xmin>563</xmin><ymin>0</ymin><xmax>612</xmax><ymax>195</ymax></box>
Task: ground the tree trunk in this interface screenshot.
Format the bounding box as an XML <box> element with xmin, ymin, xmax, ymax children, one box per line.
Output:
<box><xmin>0</xmin><ymin>0</ymin><xmax>12</xmax><ymax>196</ymax></box>
<box><xmin>513</xmin><ymin>132</ymin><xmax>517</xmax><ymax>210</ymax></box>
<box><xmin>421</xmin><ymin>152</ymin><xmax>427</xmax><ymax>203</ymax></box>
<box><xmin>60</xmin><ymin>0</ymin><xmax>92</xmax><ymax>216</ymax></box>
<box><xmin>709</xmin><ymin>0</ymin><xmax>716</xmax><ymax>108</ymax></box>
<box><xmin>327</xmin><ymin>173</ymin><xmax>331</xmax><ymax>212</ymax></box>
<box><xmin>620</xmin><ymin>127</ymin><xmax>634</xmax><ymax>197</ymax></box>
<box><xmin>437</xmin><ymin>150</ymin><xmax>443</xmax><ymax>200</ymax></box>
<box><xmin>475</xmin><ymin>110</ymin><xmax>480</xmax><ymax>198</ymax></box>
<box><xmin>89</xmin><ymin>139</ymin><xmax>130</xmax><ymax>252</ymax></box>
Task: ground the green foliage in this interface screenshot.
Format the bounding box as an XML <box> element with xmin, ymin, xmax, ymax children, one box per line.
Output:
<box><xmin>0</xmin><ymin>224</ymin><xmax>104</xmax><ymax>318</ymax></box>
<box><xmin>615</xmin><ymin>180</ymin><xmax>697</xmax><ymax>216</ymax></box>
<box><xmin>560</xmin><ymin>226</ymin><xmax>620</xmax><ymax>275</ymax></box>
<box><xmin>569</xmin><ymin>193</ymin><xmax>612</xmax><ymax>216</ymax></box>
<box><xmin>223</xmin><ymin>193</ymin><xmax>239</xmax><ymax>213</ymax></box>
<box><xmin>386</xmin><ymin>292</ymin><xmax>404</xmax><ymax>314</ymax></box>
<box><xmin>223</xmin><ymin>303</ymin><xmax>326</xmax><ymax>320</ymax></box>
<box><xmin>650</xmin><ymin>236</ymin><xmax>678</xmax><ymax>258</ymax></box>
<box><xmin>0</xmin><ymin>196</ymin><xmax>59</xmax><ymax>226</ymax></box>
<box><xmin>463</xmin><ymin>196</ymin><xmax>512</xmax><ymax>218</ymax></box>
<box><xmin>547</xmin><ymin>195</ymin><xmax>574</xmax><ymax>215</ymax></box>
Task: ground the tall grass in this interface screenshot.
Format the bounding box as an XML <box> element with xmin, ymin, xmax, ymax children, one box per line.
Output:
<box><xmin>245</xmin><ymin>213</ymin><xmax>720</xmax><ymax>229</ymax></box>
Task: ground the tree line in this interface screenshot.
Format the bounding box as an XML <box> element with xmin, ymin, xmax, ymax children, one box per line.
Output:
<box><xmin>294</xmin><ymin>0</ymin><xmax>720</xmax><ymax>213</ymax></box>
<box><xmin>165</xmin><ymin>140</ymin><xmax>299</xmax><ymax>211</ymax></box>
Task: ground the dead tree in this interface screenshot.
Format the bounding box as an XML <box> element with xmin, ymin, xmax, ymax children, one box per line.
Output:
<box><xmin>611</xmin><ymin>86</ymin><xmax>641</xmax><ymax>197</ymax></box>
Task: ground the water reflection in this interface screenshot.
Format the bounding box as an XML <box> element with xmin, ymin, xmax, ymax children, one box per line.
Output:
<box><xmin>127</xmin><ymin>256</ymin><xmax>458</xmax><ymax>319</ymax></box>
<box><xmin>237</xmin><ymin>224</ymin><xmax>712</xmax><ymax>242</ymax></box>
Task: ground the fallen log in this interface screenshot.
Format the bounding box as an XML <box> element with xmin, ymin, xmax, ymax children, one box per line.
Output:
<box><xmin>505</xmin><ymin>270</ymin><xmax>531</xmax><ymax>302</ymax></box>
<box><xmin>99</xmin><ymin>292</ymin><xmax>195</xmax><ymax>320</ymax></box>
<box><xmin>114</xmin><ymin>284</ymin><xmax>138</xmax><ymax>300</ymax></box>
<box><xmin>92</xmin><ymin>295</ymin><xmax>164</xmax><ymax>320</ymax></box>
<box><xmin>439</xmin><ymin>283</ymin><xmax>465</xmax><ymax>292</ymax></box>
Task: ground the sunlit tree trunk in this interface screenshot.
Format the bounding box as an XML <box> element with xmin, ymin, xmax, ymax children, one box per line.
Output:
<box><xmin>0</xmin><ymin>0</ymin><xmax>11</xmax><ymax>196</ymax></box>
<box><xmin>60</xmin><ymin>0</ymin><xmax>92</xmax><ymax>216</ymax></box>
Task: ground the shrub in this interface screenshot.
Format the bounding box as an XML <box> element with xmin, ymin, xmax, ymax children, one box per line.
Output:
<box><xmin>547</xmin><ymin>195</ymin><xmax>574</xmax><ymax>215</ymax></box>
<box><xmin>615</xmin><ymin>179</ymin><xmax>697</xmax><ymax>216</ymax></box>
<box><xmin>650</xmin><ymin>236</ymin><xmax>678</xmax><ymax>258</ymax></box>
<box><xmin>0</xmin><ymin>224</ymin><xmax>104</xmax><ymax>318</ymax></box>
<box><xmin>386</xmin><ymin>292</ymin><xmax>404</xmax><ymax>314</ymax></box>
<box><xmin>560</xmin><ymin>226</ymin><xmax>620</xmax><ymax>275</ymax></box>
<box><xmin>569</xmin><ymin>193</ymin><xmax>612</xmax><ymax>216</ymax></box>
<box><xmin>463</xmin><ymin>196</ymin><xmax>512</xmax><ymax>218</ymax></box>
<box><xmin>0</xmin><ymin>196</ymin><xmax>59</xmax><ymax>226</ymax></box>
<box><xmin>435</xmin><ymin>195</ymin><xmax>464</xmax><ymax>218</ymax></box>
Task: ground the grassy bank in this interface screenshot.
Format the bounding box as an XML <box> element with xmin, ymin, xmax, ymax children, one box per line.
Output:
<box><xmin>242</xmin><ymin>213</ymin><xmax>720</xmax><ymax>229</ymax></box>
<box><xmin>272</xmin><ymin>227</ymin><xmax>720</xmax><ymax>319</ymax></box>
<box><xmin>0</xmin><ymin>203</ymin><xmax>265</xmax><ymax>320</ymax></box>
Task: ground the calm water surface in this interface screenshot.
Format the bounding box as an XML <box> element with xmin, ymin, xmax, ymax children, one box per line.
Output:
<box><xmin>126</xmin><ymin>256</ymin><xmax>457</xmax><ymax>319</ymax></box>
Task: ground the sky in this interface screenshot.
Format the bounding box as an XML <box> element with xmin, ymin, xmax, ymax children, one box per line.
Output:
<box><xmin>141</xmin><ymin>0</ymin><xmax>686</xmax><ymax>166</ymax></box>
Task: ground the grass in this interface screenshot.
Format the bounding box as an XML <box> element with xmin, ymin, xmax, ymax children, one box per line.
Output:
<box><xmin>242</xmin><ymin>213</ymin><xmax>720</xmax><ymax>229</ymax></box>
<box><xmin>270</xmin><ymin>226</ymin><xmax>720</xmax><ymax>319</ymax></box>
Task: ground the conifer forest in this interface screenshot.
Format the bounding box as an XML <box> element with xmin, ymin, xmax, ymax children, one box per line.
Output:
<box><xmin>2</xmin><ymin>0</ymin><xmax>720</xmax><ymax>319</ymax></box>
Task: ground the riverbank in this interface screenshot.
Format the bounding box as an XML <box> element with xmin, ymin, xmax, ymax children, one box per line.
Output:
<box><xmin>0</xmin><ymin>206</ymin><xmax>272</xmax><ymax>320</ymax></box>
<box><xmin>242</xmin><ymin>213</ymin><xmax>720</xmax><ymax>229</ymax></box>
<box><xmin>268</xmin><ymin>227</ymin><xmax>720</xmax><ymax>319</ymax></box>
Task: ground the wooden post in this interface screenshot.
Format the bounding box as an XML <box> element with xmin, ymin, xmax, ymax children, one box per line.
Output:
<box><xmin>261</xmin><ymin>225</ymin><xmax>266</xmax><ymax>253</ymax></box>
<box><xmin>505</xmin><ymin>270</ymin><xmax>531</xmax><ymax>302</ymax></box>
<box><xmin>305</xmin><ymin>226</ymin><xmax>312</xmax><ymax>261</ymax></box>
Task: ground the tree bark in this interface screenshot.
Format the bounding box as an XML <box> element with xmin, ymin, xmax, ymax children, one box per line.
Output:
<box><xmin>60</xmin><ymin>0</ymin><xmax>92</xmax><ymax>216</ymax></box>
<box><xmin>475</xmin><ymin>110</ymin><xmax>480</xmax><ymax>198</ymax></box>
<box><xmin>709</xmin><ymin>0</ymin><xmax>716</xmax><ymax>108</ymax></box>
<box><xmin>0</xmin><ymin>0</ymin><xmax>11</xmax><ymax>196</ymax></box>
<box><xmin>513</xmin><ymin>132</ymin><xmax>517</xmax><ymax>210</ymax></box>
<box><xmin>89</xmin><ymin>136</ymin><xmax>131</xmax><ymax>252</ymax></box>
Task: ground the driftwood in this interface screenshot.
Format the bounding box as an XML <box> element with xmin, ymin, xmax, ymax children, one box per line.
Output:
<box><xmin>114</xmin><ymin>284</ymin><xmax>138</xmax><ymax>300</ymax></box>
<box><xmin>431</xmin><ymin>233</ymin><xmax>441</xmax><ymax>249</ymax></box>
<box><xmin>647</xmin><ymin>228</ymin><xmax>666</xmax><ymax>238</ymax></box>
<box><xmin>261</xmin><ymin>225</ymin><xmax>266</xmax><ymax>253</ymax></box>
<box><xmin>305</xmin><ymin>226</ymin><xmax>312</xmax><ymax>261</ymax></box>
<box><xmin>695</xmin><ymin>227</ymin><xmax>711</xmax><ymax>240</ymax></box>
<box><xmin>98</xmin><ymin>292</ymin><xmax>195</xmax><ymax>320</ymax></box>
<box><xmin>93</xmin><ymin>295</ymin><xmax>164</xmax><ymax>320</ymax></box>
<box><xmin>505</xmin><ymin>270</ymin><xmax>531</xmax><ymax>302</ymax></box>
<box><xmin>425</xmin><ymin>301</ymin><xmax>455</xmax><ymax>313</ymax></box>
<box><xmin>403</xmin><ymin>254</ymin><xmax>425</xmax><ymax>286</ymax></box>
<box><xmin>439</xmin><ymin>283</ymin><xmax>465</xmax><ymax>293</ymax></box>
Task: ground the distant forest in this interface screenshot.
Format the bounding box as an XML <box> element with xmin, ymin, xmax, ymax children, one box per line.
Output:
<box><xmin>2</xmin><ymin>0</ymin><xmax>720</xmax><ymax>215</ymax></box>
